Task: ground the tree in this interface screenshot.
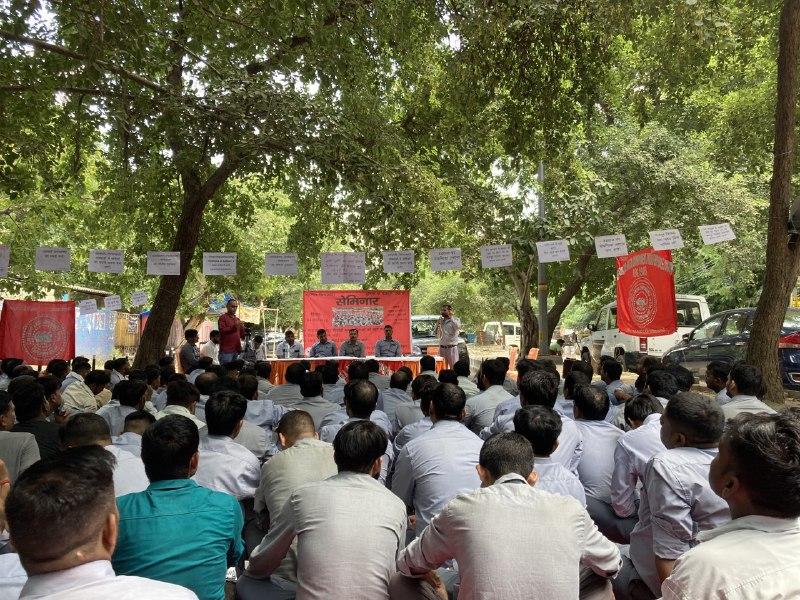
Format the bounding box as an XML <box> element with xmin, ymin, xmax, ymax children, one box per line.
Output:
<box><xmin>746</xmin><ymin>0</ymin><xmax>800</xmax><ymax>402</ymax></box>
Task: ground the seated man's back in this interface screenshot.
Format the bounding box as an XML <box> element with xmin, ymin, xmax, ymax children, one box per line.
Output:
<box><xmin>113</xmin><ymin>415</ymin><xmax>244</xmax><ymax>600</ymax></box>
<box><xmin>247</xmin><ymin>421</ymin><xmax>406</xmax><ymax>599</ymax></box>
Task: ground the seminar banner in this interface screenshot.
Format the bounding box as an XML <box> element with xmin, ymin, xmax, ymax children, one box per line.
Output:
<box><xmin>616</xmin><ymin>249</ymin><xmax>678</xmax><ymax>337</ymax></box>
<box><xmin>303</xmin><ymin>290</ymin><xmax>411</xmax><ymax>354</ymax></box>
<box><xmin>0</xmin><ymin>300</ymin><xmax>76</xmax><ymax>364</ymax></box>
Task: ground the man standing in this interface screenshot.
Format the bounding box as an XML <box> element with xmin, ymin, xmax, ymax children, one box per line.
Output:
<box><xmin>218</xmin><ymin>298</ymin><xmax>246</xmax><ymax>365</ymax></box>
<box><xmin>199</xmin><ymin>330</ymin><xmax>221</xmax><ymax>365</ymax></box>
<box><xmin>244</xmin><ymin>421</ymin><xmax>406</xmax><ymax>600</ymax></box>
<box><xmin>179</xmin><ymin>329</ymin><xmax>200</xmax><ymax>375</ymax></box>
<box><xmin>275</xmin><ymin>330</ymin><xmax>304</xmax><ymax>359</ymax></box>
<box><xmin>375</xmin><ymin>325</ymin><xmax>402</xmax><ymax>357</ymax></box>
<box><xmin>309</xmin><ymin>329</ymin><xmax>337</xmax><ymax>358</ymax></box>
<box><xmin>340</xmin><ymin>329</ymin><xmax>366</xmax><ymax>357</ymax></box>
<box><xmin>436</xmin><ymin>304</ymin><xmax>461</xmax><ymax>369</ymax></box>
<box><xmin>114</xmin><ymin>416</ymin><xmax>244</xmax><ymax>600</ymax></box>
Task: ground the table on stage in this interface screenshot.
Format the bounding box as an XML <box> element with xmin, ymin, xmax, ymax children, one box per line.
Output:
<box><xmin>266</xmin><ymin>356</ymin><xmax>445</xmax><ymax>385</ymax></box>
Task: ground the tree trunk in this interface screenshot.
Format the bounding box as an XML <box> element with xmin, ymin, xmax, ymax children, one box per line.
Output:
<box><xmin>509</xmin><ymin>262</ymin><xmax>539</xmax><ymax>355</ymax></box>
<box><xmin>547</xmin><ymin>252</ymin><xmax>594</xmax><ymax>342</ymax></box>
<box><xmin>183</xmin><ymin>311</ymin><xmax>208</xmax><ymax>332</ymax></box>
<box><xmin>745</xmin><ymin>0</ymin><xmax>800</xmax><ymax>404</ymax></box>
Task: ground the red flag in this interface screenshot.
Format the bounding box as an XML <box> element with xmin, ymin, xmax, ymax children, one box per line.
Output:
<box><xmin>0</xmin><ymin>300</ymin><xmax>76</xmax><ymax>365</ymax></box>
<box><xmin>616</xmin><ymin>249</ymin><xmax>677</xmax><ymax>337</ymax></box>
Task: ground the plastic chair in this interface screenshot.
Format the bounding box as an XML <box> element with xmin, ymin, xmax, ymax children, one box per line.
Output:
<box><xmin>426</xmin><ymin>346</ymin><xmax>440</xmax><ymax>356</ymax></box>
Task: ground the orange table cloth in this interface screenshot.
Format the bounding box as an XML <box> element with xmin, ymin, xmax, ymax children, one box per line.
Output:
<box><xmin>266</xmin><ymin>356</ymin><xmax>444</xmax><ymax>385</ymax></box>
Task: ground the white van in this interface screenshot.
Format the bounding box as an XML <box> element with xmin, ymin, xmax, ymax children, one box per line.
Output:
<box><xmin>581</xmin><ymin>294</ymin><xmax>710</xmax><ymax>370</ymax></box>
<box><xmin>483</xmin><ymin>321</ymin><xmax>522</xmax><ymax>347</ymax></box>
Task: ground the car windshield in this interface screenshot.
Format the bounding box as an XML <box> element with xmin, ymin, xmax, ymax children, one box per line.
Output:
<box><xmin>782</xmin><ymin>308</ymin><xmax>800</xmax><ymax>334</ymax></box>
<box><xmin>412</xmin><ymin>319</ymin><xmax>438</xmax><ymax>338</ymax></box>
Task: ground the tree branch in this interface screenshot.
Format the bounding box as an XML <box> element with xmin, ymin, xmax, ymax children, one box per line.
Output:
<box><xmin>0</xmin><ymin>84</ymin><xmax>134</xmax><ymax>98</ymax></box>
<box><xmin>0</xmin><ymin>29</ymin><xmax>166</xmax><ymax>93</ymax></box>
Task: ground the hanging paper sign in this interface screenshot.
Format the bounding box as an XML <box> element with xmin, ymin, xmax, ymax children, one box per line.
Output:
<box><xmin>202</xmin><ymin>252</ymin><xmax>237</xmax><ymax>276</ymax></box>
<box><xmin>146</xmin><ymin>251</ymin><xmax>180</xmax><ymax>276</ymax></box>
<box><xmin>78</xmin><ymin>299</ymin><xmax>98</xmax><ymax>316</ymax></box>
<box><xmin>0</xmin><ymin>245</ymin><xmax>9</xmax><ymax>277</ymax></box>
<box><xmin>699</xmin><ymin>223</ymin><xmax>736</xmax><ymax>245</ymax></box>
<box><xmin>649</xmin><ymin>229</ymin><xmax>684</xmax><ymax>251</ymax></box>
<box><xmin>536</xmin><ymin>240</ymin><xmax>570</xmax><ymax>263</ymax></box>
<box><xmin>382</xmin><ymin>250</ymin><xmax>415</xmax><ymax>273</ymax></box>
<box><xmin>594</xmin><ymin>235</ymin><xmax>629</xmax><ymax>259</ymax></box>
<box><xmin>430</xmin><ymin>248</ymin><xmax>462</xmax><ymax>272</ymax></box>
<box><xmin>35</xmin><ymin>246</ymin><xmax>71</xmax><ymax>272</ymax></box>
<box><xmin>104</xmin><ymin>295</ymin><xmax>123</xmax><ymax>311</ymax></box>
<box><xmin>321</xmin><ymin>252</ymin><xmax>366</xmax><ymax>284</ymax></box>
<box><xmin>88</xmin><ymin>249</ymin><xmax>124</xmax><ymax>274</ymax></box>
<box><xmin>480</xmin><ymin>244</ymin><xmax>513</xmax><ymax>268</ymax></box>
<box><xmin>264</xmin><ymin>253</ymin><xmax>298</xmax><ymax>276</ymax></box>
<box><xmin>131</xmin><ymin>290</ymin><xmax>149</xmax><ymax>307</ymax></box>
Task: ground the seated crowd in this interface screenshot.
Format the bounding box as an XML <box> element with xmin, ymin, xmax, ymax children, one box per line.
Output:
<box><xmin>0</xmin><ymin>351</ymin><xmax>796</xmax><ymax>600</ymax></box>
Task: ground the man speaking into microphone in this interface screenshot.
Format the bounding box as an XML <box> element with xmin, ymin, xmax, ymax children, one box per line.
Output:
<box><xmin>218</xmin><ymin>298</ymin><xmax>246</xmax><ymax>365</ymax></box>
<box><xmin>436</xmin><ymin>303</ymin><xmax>461</xmax><ymax>369</ymax></box>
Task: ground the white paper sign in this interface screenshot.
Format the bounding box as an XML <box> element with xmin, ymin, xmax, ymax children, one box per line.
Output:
<box><xmin>594</xmin><ymin>234</ymin><xmax>629</xmax><ymax>259</ymax></box>
<box><xmin>536</xmin><ymin>240</ymin><xmax>571</xmax><ymax>263</ymax></box>
<box><xmin>649</xmin><ymin>229</ymin><xmax>685</xmax><ymax>250</ymax></box>
<box><xmin>264</xmin><ymin>253</ymin><xmax>298</xmax><ymax>276</ymax></box>
<box><xmin>131</xmin><ymin>290</ymin><xmax>148</xmax><ymax>307</ymax></box>
<box><xmin>430</xmin><ymin>248</ymin><xmax>463</xmax><ymax>272</ymax></box>
<box><xmin>35</xmin><ymin>246</ymin><xmax>71</xmax><ymax>272</ymax></box>
<box><xmin>321</xmin><ymin>252</ymin><xmax>366</xmax><ymax>284</ymax></box>
<box><xmin>146</xmin><ymin>251</ymin><xmax>180</xmax><ymax>276</ymax></box>
<box><xmin>104</xmin><ymin>294</ymin><xmax>123</xmax><ymax>311</ymax></box>
<box><xmin>78</xmin><ymin>299</ymin><xmax>98</xmax><ymax>316</ymax></box>
<box><xmin>88</xmin><ymin>249</ymin><xmax>124</xmax><ymax>274</ymax></box>
<box><xmin>0</xmin><ymin>245</ymin><xmax>10</xmax><ymax>278</ymax></box>
<box><xmin>699</xmin><ymin>223</ymin><xmax>736</xmax><ymax>245</ymax></box>
<box><xmin>480</xmin><ymin>244</ymin><xmax>513</xmax><ymax>268</ymax></box>
<box><xmin>202</xmin><ymin>252</ymin><xmax>237</xmax><ymax>276</ymax></box>
<box><xmin>382</xmin><ymin>250</ymin><xmax>415</xmax><ymax>273</ymax></box>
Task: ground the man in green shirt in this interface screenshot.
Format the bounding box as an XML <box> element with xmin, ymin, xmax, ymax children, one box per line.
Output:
<box><xmin>113</xmin><ymin>415</ymin><xmax>244</xmax><ymax>600</ymax></box>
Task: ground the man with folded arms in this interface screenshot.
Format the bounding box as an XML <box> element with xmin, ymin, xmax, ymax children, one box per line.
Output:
<box><xmin>7</xmin><ymin>446</ymin><xmax>197</xmax><ymax>599</ymax></box>
<box><xmin>391</xmin><ymin>432</ymin><xmax>620</xmax><ymax>600</ymax></box>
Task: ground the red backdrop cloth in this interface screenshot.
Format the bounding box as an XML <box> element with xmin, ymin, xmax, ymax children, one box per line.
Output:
<box><xmin>0</xmin><ymin>300</ymin><xmax>76</xmax><ymax>365</ymax></box>
<box><xmin>303</xmin><ymin>290</ymin><xmax>411</xmax><ymax>354</ymax></box>
<box><xmin>616</xmin><ymin>249</ymin><xmax>678</xmax><ymax>337</ymax></box>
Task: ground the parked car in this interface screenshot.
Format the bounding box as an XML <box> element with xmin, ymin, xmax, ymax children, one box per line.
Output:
<box><xmin>483</xmin><ymin>321</ymin><xmax>522</xmax><ymax>347</ymax></box>
<box><xmin>580</xmin><ymin>294</ymin><xmax>711</xmax><ymax>371</ymax></box>
<box><xmin>662</xmin><ymin>307</ymin><xmax>800</xmax><ymax>390</ymax></box>
<box><xmin>411</xmin><ymin>315</ymin><xmax>469</xmax><ymax>361</ymax></box>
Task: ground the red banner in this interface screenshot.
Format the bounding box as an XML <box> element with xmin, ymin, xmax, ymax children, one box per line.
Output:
<box><xmin>0</xmin><ymin>300</ymin><xmax>76</xmax><ymax>365</ymax></box>
<box><xmin>616</xmin><ymin>249</ymin><xmax>677</xmax><ymax>337</ymax></box>
<box><xmin>303</xmin><ymin>290</ymin><xmax>411</xmax><ymax>354</ymax></box>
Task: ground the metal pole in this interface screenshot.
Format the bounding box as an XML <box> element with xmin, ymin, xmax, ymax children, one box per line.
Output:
<box><xmin>537</xmin><ymin>160</ymin><xmax>549</xmax><ymax>356</ymax></box>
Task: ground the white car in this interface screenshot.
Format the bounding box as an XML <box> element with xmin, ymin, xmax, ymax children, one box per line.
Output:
<box><xmin>580</xmin><ymin>294</ymin><xmax>711</xmax><ymax>370</ymax></box>
<box><xmin>483</xmin><ymin>321</ymin><xmax>522</xmax><ymax>348</ymax></box>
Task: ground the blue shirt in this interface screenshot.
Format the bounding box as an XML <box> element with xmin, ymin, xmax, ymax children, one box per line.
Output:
<box><xmin>114</xmin><ymin>479</ymin><xmax>244</xmax><ymax>600</ymax></box>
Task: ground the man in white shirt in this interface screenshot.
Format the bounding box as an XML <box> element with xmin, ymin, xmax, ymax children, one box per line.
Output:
<box><xmin>453</xmin><ymin>359</ymin><xmax>478</xmax><ymax>399</ymax></box>
<box><xmin>291</xmin><ymin>371</ymin><xmax>340</xmax><ymax>430</ymax></box>
<box><xmin>318</xmin><ymin>360</ymin><xmax>345</xmax><ymax>406</ymax></box>
<box><xmin>186</xmin><ymin>356</ymin><xmax>213</xmax><ymax>385</ymax></box>
<box><xmin>722</xmin><ymin>362</ymin><xmax>776</xmax><ymax>419</ymax></box>
<box><xmin>662</xmin><ymin>408</ymin><xmax>800</xmax><ymax>600</ymax></box>
<box><xmin>199</xmin><ymin>330</ymin><xmax>221</xmax><ymax>365</ymax></box>
<box><xmin>392</xmin><ymin>432</ymin><xmax>621</xmax><ymax>600</ymax></box>
<box><xmin>156</xmin><ymin>379</ymin><xmax>207</xmax><ymax>434</ymax></box>
<box><xmin>418</xmin><ymin>355</ymin><xmax>438</xmax><ymax>378</ymax></box>
<box><xmin>59</xmin><ymin>413</ymin><xmax>149</xmax><ymax>497</ymax></box>
<box><xmin>436</xmin><ymin>304</ymin><xmax>461</xmax><ymax>369</ymax></box>
<box><xmin>514</xmin><ymin>405</ymin><xmax>586</xmax><ymax>506</ymax></box>
<box><xmin>645</xmin><ymin>369</ymin><xmax>679</xmax><ymax>408</ymax></box>
<box><xmin>112</xmin><ymin>410</ymin><xmax>155</xmax><ymax>457</ymax></box>
<box><xmin>463</xmin><ymin>359</ymin><xmax>513</xmax><ymax>434</ymax></box>
<box><xmin>392</xmin><ymin>383</ymin><xmax>483</xmax><ymax>536</ymax></box>
<box><xmin>253</xmin><ymin>411</ymin><xmax>338</xmax><ymax>594</ymax></box>
<box><xmin>275</xmin><ymin>330</ymin><xmax>304</xmax><ymax>359</ymax></box>
<box><xmin>255</xmin><ymin>361</ymin><xmax>275</xmax><ymax>396</ymax></box>
<box><xmin>108</xmin><ymin>357</ymin><xmax>130</xmax><ymax>389</ymax></box>
<box><xmin>611</xmin><ymin>394</ymin><xmax>666</xmax><ymax>523</ymax></box>
<box><xmin>705</xmin><ymin>360</ymin><xmax>732</xmax><ymax>405</ymax></box>
<box><xmin>193</xmin><ymin>391</ymin><xmax>261</xmax><ymax>500</ymax></box>
<box><xmin>394</xmin><ymin>374</ymin><xmax>437</xmax><ymax>433</ymax></box>
<box><xmin>243</xmin><ymin>421</ymin><xmax>406</xmax><ymax>600</ymax></box>
<box><xmin>96</xmin><ymin>380</ymin><xmax>148</xmax><ymax>436</ymax></box>
<box><xmin>618</xmin><ymin>392</ymin><xmax>729</xmax><ymax>599</ymax></box>
<box><xmin>62</xmin><ymin>368</ymin><xmax>109</xmax><ymax>415</ymax></box>
<box><xmin>6</xmin><ymin>446</ymin><xmax>197</xmax><ymax>599</ymax></box>
<box><xmin>572</xmin><ymin>383</ymin><xmax>626</xmax><ymax>543</ymax></box>
<box><xmin>266</xmin><ymin>363</ymin><xmax>305</xmax><ymax>407</ymax></box>
<box><xmin>60</xmin><ymin>356</ymin><xmax>90</xmax><ymax>392</ymax></box>
<box><xmin>394</xmin><ymin>378</ymin><xmax>437</xmax><ymax>454</ymax></box>
<box><xmin>366</xmin><ymin>359</ymin><xmax>391</xmax><ymax>391</ymax></box>
<box><xmin>600</xmin><ymin>359</ymin><xmax>635</xmax><ymax>424</ymax></box>
<box><xmin>377</xmin><ymin>370</ymin><xmax>413</xmax><ymax>425</ymax></box>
